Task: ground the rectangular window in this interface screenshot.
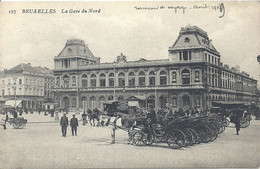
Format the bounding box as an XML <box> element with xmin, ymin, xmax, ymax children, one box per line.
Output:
<box><xmin>205</xmin><ymin>53</ymin><xmax>207</xmax><ymax>62</ymax></box>
<box><xmin>208</xmin><ymin>55</ymin><xmax>211</xmax><ymax>63</ymax></box>
<box><xmin>8</xmin><ymin>79</ymin><xmax>11</xmax><ymax>85</ymax></box>
<box><xmin>19</xmin><ymin>79</ymin><xmax>22</xmax><ymax>84</ymax></box>
<box><xmin>2</xmin><ymin>89</ymin><xmax>4</xmax><ymax>96</ymax></box>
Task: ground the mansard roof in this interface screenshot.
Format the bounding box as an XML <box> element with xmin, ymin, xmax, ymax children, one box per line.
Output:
<box><xmin>4</xmin><ymin>63</ymin><xmax>53</xmax><ymax>76</ymax></box>
<box><xmin>169</xmin><ymin>25</ymin><xmax>219</xmax><ymax>55</ymax></box>
<box><xmin>55</xmin><ymin>39</ymin><xmax>97</xmax><ymax>60</ymax></box>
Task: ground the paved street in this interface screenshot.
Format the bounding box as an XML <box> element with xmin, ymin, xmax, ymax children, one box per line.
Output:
<box><xmin>0</xmin><ymin>113</ymin><xmax>260</xmax><ymax>168</ymax></box>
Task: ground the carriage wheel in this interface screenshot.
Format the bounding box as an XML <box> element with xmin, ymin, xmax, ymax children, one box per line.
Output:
<box><xmin>132</xmin><ymin>131</ymin><xmax>146</xmax><ymax>146</ymax></box>
<box><xmin>145</xmin><ymin>134</ymin><xmax>155</xmax><ymax>146</ymax></box>
<box><xmin>166</xmin><ymin>129</ymin><xmax>185</xmax><ymax>149</ymax></box>
<box><xmin>13</xmin><ymin>123</ymin><xmax>20</xmax><ymax>129</ymax></box>
<box><xmin>223</xmin><ymin>119</ymin><xmax>230</xmax><ymax>127</ymax></box>
<box><xmin>240</xmin><ymin>118</ymin><xmax>247</xmax><ymax>128</ymax></box>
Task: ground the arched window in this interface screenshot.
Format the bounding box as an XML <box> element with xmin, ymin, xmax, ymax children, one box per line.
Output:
<box><xmin>99</xmin><ymin>96</ymin><xmax>105</xmax><ymax>109</ymax></box>
<box><xmin>89</xmin><ymin>96</ymin><xmax>96</xmax><ymax>109</ymax></box>
<box><xmin>172</xmin><ymin>71</ymin><xmax>177</xmax><ymax>83</ymax></box>
<box><xmin>149</xmin><ymin>71</ymin><xmax>155</xmax><ymax>86</ymax></box>
<box><xmin>181</xmin><ymin>69</ymin><xmax>190</xmax><ymax>85</ymax></box>
<box><xmin>56</xmin><ymin>77</ymin><xmax>60</xmax><ymax>87</ymax></box>
<box><xmin>63</xmin><ymin>97</ymin><xmax>69</xmax><ymax>109</ymax></box>
<box><xmin>100</xmin><ymin>73</ymin><xmax>106</xmax><ymax>87</ymax></box>
<box><xmin>118</xmin><ymin>72</ymin><xmax>125</xmax><ymax>87</ymax></box>
<box><xmin>109</xmin><ymin>73</ymin><xmax>114</xmax><ymax>87</ymax></box>
<box><xmin>128</xmin><ymin>72</ymin><xmax>135</xmax><ymax>87</ymax></box>
<box><xmin>63</xmin><ymin>74</ymin><xmax>69</xmax><ymax>88</ymax></box>
<box><xmin>72</xmin><ymin>76</ymin><xmax>76</xmax><ymax>87</ymax></box>
<box><xmin>160</xmin><ymin>71</ymin><xmax>167</xmax><ymax>85</ymax></box>
<box><xmin>159</xmin><ymin>96</ymin><xmax>167</xmax><ymax>109</ymax></box>
<box><xmin>195</xmin><ymin>97</ymin><xmax>200</xmax><ymax>107</ymax></box>
<box><xmin>108</xmin><ymin>96</ymin><xmax>114</xmax><ymax>101</ymax></box>
<box><xmin>139</xmin><ymin>71</ymin><xmax>146</xmax><ymax>86</ymax></box>
<box><xmin>72</xmin><ymin>98</ymin><xmax>76</xmax><ymax>108</ymax></box>
<box><xmin>194</xmin><ymin>70</ymin><xmax>200</xmax><ymax>82</ymax></box>
<box><xmin>81</xmin><ymin>96</ymin><xmax>87</xmax><ymax>109</ymax></box>
<box><xmin>90</xmin><ymin>74</ymin><xmax>96</xmax><ymax>87</ymax></box>
<box><xmin>82</xmin><ymin>74</ymin><xmax>88</xmax><ymax>88</ymax></box>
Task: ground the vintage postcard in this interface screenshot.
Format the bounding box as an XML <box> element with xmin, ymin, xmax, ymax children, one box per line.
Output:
<box><xmin>0</xmin><ymin>1</ymin><xmax>260</xmax><ymax>168</ymax></box>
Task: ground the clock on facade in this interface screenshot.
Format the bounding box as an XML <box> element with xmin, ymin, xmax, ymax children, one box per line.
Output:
<box><xmin>184</xmin><ymin>37</ymin><xmax>190</xmax><ymax>43</ymax></box>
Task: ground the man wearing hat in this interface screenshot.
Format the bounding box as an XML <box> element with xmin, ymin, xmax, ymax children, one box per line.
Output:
<box><xmin>70</xmin><ymin>114</ymin><xmax>78</xmax><ymax>136</ymax></box>
<box><xmin>60</xmin><ymin>113</ymin><xmax>69</xmax><ymax>137</ymax></box>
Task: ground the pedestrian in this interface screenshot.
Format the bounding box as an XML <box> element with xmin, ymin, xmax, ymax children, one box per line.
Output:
<box><xmin>81</xmin><ymin>111</ymin><xmax>87</xmax><ymax>125</ymax></box>
<box><xmin>235</xmin><ymin>118</ymin><xmax>241</xmax><ymax>135</ymax></box>
<box><xmin>13</xmin><ymin>110</ymin><xmax>18</xmax><ymax>118</ymax></box>
<box><xmin>38</xmin><ymin>109</ymin><xmax>41</xmax><ymax>115</ymax></box>
<box><xmin>19</xmin><ymin>109</ymin><xmax>23</xmax><ymax>116</ymax></box>
<box><xmin>55</xmin><ymin>111</ymin><xmax>59</xmax><ymax>121</ymax></box>
<box><xmin>70</xmin><ymin>114</ymin><xmax>78</xmax><ymax>136</ymax></box>
<box><xmin>60</xmin><ymin>113</ymin><xmax>69</xmax><ymax>137</ymax></box>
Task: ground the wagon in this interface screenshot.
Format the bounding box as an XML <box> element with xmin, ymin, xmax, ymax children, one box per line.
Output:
<box><xmin>9</xmin><ymin>117</ymin><xmax>27</xmax><ymax>129</ymax></box>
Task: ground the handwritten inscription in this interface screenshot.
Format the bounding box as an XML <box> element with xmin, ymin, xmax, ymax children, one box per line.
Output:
<box><xmin>134</xmin><ymin>3</ymin><xmax>225</xmax><ymax>18</ymax></box>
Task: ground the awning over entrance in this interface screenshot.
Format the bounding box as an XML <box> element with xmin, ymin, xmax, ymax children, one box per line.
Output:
<box><xmin>128</xmin><ymin>101</ymin><xmax>140</xmax><ymax>107</ymax></box>
<box><xmin>5</xmin><ymin>100</ymin><xmax>22</xmax><ymax>107</ymax></box>
<box><xmin>126</xmin><ymin>95</ymin><xmax>146</xmax><ymax>101</ymax></box>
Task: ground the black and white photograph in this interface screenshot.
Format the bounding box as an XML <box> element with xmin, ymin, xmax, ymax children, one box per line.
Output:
<box><xmin>0</xmin><ymin>1</ymin><xmax>260</xmax><ymax>168</ymax></box>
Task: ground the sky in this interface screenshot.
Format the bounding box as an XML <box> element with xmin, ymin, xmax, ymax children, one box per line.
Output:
<box><xmin>0</xmin><ymin>1</ymin><xmax>260</xmax><ymax>83</ymax></box>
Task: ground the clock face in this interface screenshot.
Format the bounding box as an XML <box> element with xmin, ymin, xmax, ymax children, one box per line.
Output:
<box><xmin>184</xmin><ymin>37</ymin><xmax>190</xmax><ymax>43</ymax></box>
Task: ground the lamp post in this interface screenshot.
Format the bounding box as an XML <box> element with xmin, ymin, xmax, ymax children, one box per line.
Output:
<box><xmin>12</xmin><ymin>77</ymin><xmax>17</xmax><ymax>111</ymax></box>
<box><xmin>113</xmin><ymin>61</ymin><xmax>116</xmax><ymax>101</ymax></box>
<box><xmin>154</xmin><ymin>71</ymin><xmax>157</xmax><ymax>109</ymax></box>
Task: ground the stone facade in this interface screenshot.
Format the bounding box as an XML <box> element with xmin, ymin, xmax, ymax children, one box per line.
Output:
<box><xmin>53</xmin><ymin>25</ymin><xmax>258</xmax><ymax>112</ymax></box>
<box><xmin>0</xmin><ymin>63</ymin><xmax>54</xmax><ymax>110</ymax></box>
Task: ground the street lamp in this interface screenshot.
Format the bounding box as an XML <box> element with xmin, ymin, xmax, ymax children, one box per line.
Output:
<box><xmin>113</xmin><ymin>61</ymin><xmax>116</xmax><ymax>101</ymax></box>
<box><xmin>12</xmin><ymin>77</ymin><xmax>17</xmax><ymax>111</ymax></box>
<box><xmin>154</xmin><ymin>71</ymin><xmax>157</xmax><ymax>110</ymax></box>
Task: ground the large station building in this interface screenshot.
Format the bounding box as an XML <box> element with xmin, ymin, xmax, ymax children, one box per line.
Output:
<box><xmin>53</xmin><ymin>25</ymin><xmax>258</xmax><ymax>112</ymax></box>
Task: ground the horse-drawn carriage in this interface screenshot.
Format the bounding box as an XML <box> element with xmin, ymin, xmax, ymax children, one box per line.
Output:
<box><xmin>8</xmin><ymin>117</ymin><xmax>27</xmax><ymax>129</ymax></box>
<box><xmin>229</xmin><ymin>108</ymin><xmax>252</xmax><ymax>128</ymax></box>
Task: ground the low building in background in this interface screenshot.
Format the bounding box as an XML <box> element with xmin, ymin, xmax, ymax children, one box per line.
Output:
<box><xmin>52</xmin><ymin>25</ymin><xmax>258</xmax><ymax>112</ymax></box>
<box><xmin>0</xmin><ymin>63</ymin><xmax>54</xmax><ymax>110</ymax></box>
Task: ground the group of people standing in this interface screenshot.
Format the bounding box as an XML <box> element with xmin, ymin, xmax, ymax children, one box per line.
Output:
<box><xmin>60</xmin><ymin>113</ymin><xmax>78</xmax><ymax>137</ymax></box>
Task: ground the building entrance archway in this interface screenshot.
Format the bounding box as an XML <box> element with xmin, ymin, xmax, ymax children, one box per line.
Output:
<box><xmin>182</xmin><ymin>95</ymin><xmax>190</xmax><ymax>109</ymax></box>
<box><xmin>63</xmin><ymin>97</ymin><xmax>69</xmax><ymax>109</ymax></box>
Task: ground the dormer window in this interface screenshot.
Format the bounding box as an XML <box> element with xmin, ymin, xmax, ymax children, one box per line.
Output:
<box><xmin>68</xmin><ymin>48</ymin><xmax>72</xmax><ymax>53</ymax></box>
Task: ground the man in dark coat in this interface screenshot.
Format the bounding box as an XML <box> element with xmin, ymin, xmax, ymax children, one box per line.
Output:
<box><xmin>60</xmin><ymin>113</ymin><xmax>69</xmax><ymax>137</ymax></box>
<box><xmin>70</xmin><ymin>114</ymin><xmax>78</xmax><ymax>136</ymax></box>
<box><xmin>13</xmin><ymin>110</ymin><xmax>18</xmax><ymax>118</ymax></box>
<box><xmin>235</xmin><ymin>118</ymin><xmax>241</xmax><ymax>135</ymax></box>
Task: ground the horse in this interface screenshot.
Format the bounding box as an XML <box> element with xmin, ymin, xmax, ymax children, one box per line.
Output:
<box><xmin>109</xmin><ymin>112</ymin><xmax>145</xmax><ymax>144</ymax></box>
<box><xmin>87</xmin><ymin>108</ymin><xmax>101</xmax><ymax>127</ymax></box>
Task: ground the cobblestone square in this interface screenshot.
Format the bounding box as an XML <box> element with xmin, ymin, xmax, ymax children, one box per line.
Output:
<box><xmin>0</xmin><ymin>113</ymin><xmax>259</xmax><ymax>168</ymax></box>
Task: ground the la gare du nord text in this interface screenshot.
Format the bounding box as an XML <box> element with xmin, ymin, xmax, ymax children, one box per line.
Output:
<box><xmin>21</xmin><ymin>9</ymin><xmax>101</xmax><ymax>14</ymax></box>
